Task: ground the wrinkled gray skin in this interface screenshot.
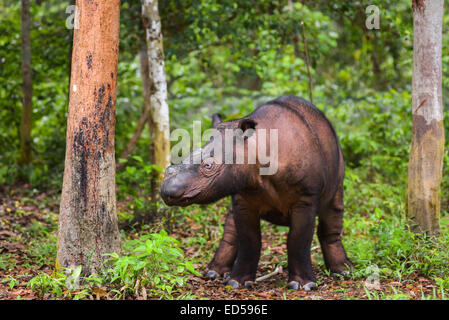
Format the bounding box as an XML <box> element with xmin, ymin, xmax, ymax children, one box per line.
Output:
<box><xmin>160</xmin><ymin>95</ymin><xmax>352</xmax><ymax>291</ymax></box>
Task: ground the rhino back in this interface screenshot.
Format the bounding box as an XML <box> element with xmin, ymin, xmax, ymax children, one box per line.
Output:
<box><xmin>249</xmin><ymin>95</ymin><xmax>342</xmax><ymax>199</ymax></box>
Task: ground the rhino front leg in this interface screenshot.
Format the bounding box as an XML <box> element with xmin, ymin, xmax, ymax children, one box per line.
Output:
<box><xmin>287</xmin><ymin>199</ymin><xmax>318</xmax><ymax>291</ymax></box>
<box><xmin>226</xmin><ymin>197</ymin><xmax>261</xmax><ymax>289</ymax></box>
<box><xmin>204</xmin><ymin>206</ymin><xmax>238</xmax><ymax>279</ymax></box>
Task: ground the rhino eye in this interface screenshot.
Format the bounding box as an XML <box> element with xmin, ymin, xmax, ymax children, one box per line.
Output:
<box><xmin>201</xmin><ymin>158</ymin><xmax>215</xmax><ymax>173</ymax></box>
<box><xmin>202</xmin><ymin>162</ymin><xmax>213</xmax><ymax>170</ymax></box>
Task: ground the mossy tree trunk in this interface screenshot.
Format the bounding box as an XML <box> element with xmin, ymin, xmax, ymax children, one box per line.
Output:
<box><xmin>407</xmin><ymin>0</ymin><xmax>444</xmax><ymax>236</ymax></box>
<box><xmin>20</xmin><ymin>0</ymin><xmax>33</xmax><ymax>165</ymax></box>
<box><xmin>57</xmin><ymin>0</ymin><xmax>121</xmax><ymax>275</ymax></box>
<box><xmin>141</xmin><ymin>0</ymin><xmax>171</xmax><ymax>187</ymax></box>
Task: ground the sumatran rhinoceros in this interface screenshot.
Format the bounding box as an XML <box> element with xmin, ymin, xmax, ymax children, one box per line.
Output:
<box><xmin>160</xmin><ymin>95</ymin><xmax>352</xmax><ymax>290</ymax></box>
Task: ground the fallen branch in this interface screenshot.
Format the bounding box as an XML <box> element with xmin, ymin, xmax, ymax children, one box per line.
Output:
<box><xmin>255</xmin><ymin>266</ymin><xmax>283</xmax><ymax>283</ymax></box>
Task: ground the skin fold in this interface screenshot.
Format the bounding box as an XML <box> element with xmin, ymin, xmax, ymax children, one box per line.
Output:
<box><xmin>161</xmin><ymin>95</ymin><xmax>352</xmax><ymax>290</ymax></box>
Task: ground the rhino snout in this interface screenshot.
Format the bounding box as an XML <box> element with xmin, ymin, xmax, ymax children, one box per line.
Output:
<box><xmin>161</xmin><ymin>176</ymin><xmax>186</xmax><ymax>202</ymax></box>
<box><xmin>161</xmin><ymin>165</ymin><xmax>202</xmax><ymax>206</ymax></box>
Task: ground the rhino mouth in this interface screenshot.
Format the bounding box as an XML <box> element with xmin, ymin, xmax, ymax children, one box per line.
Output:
<box><xmin>161</xmin><ymin>187</ymin><xmax>202</xmax><ymax>207</ymax></box>
<box><xmin>164</xmin><ymin>194</ymin><xmax>197</xmax><ymax>207</ymax></box>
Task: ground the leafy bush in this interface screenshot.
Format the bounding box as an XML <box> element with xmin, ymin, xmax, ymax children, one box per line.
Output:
<box><xmin>28</xmin><ymin>266</ymin><xmax>102</xmax><ymax>300</ymax></box>
<box><xmin>27</xmin><ymin>230</ymin><xmax>199</xmax><ymax>300</ymax></box>
<box><xmin>103</xmin><ymin>230</ymin><xmax>200</xmax><ymax>299</ymax></box>
<box><xmin>116</xmin><ymin>155</ymin><xmax>163</xmax><ymax>224</ymax></box>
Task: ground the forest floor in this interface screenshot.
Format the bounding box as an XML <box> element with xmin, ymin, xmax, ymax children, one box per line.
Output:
<box><xmin>0</xmin><ymin>184</ymin><xmax>444</xmax><ymax>300</ymax></box>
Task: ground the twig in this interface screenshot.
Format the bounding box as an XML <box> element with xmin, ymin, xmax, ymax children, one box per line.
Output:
<box><xmin>414</xmin><ymin>99</ymin><xmax>427</xmax><ymax>114</ymax></box>
<box><xmin>255</xmin><ymin>266</ymin><xmax>283</xmax><ymax>283</ymax></box>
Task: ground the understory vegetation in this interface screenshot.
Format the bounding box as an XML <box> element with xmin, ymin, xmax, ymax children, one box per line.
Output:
<box><xmin>2</xmin><ymin>93</ymin><xmax>449</xmax><ymax>299</ymax></box>
<box><xmin>1</xmin><ymin>0</ymin><xmax>449</xmax><ymax>300</ymax></box>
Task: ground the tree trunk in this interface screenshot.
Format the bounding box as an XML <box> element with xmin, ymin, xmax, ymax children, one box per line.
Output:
<box><xmin>141</xmin><ymin>0</ymin><xmax>171</xmax><ymax>184</ymax></box>
<box><xmin>57</xmin><ymin>0</ymin><xmax>121</xmax><ymax>275</ymax></box>
<box><xmin>20</xmin><ymin>0</ymin><xmax>33</xmax><ymax>165</ymax></box>
<box><xmin>141</xmin><ymin>49</ymin><xmax>158</xmax><ymax>203</ymax></box>
<box><xmin>407</xmin><ymin>0</ymin><xmax>444</xmax><ymax>236</ymax></box>
<box><xmin>288</xmin><ymin>0</ymin><xmax>313</xmax><ymax>104</ymax></box>
<box><xmin>67</xmin><ymin>0</ymin><xmax>76</xmax><ymax>105</ymax></box>
<box><xmin>139</xmin><ymin>47</ymin><xmax>158</xmax><ymax>202</ymax></box>
<box><xmin>116</xmin><ymin>49</ymin><xmax>152</xmax><ymax>171</ymax></box>
<box><xmin>300</xmin><ymin>21</ymin><xmax>313</xmax><ymax>104</ymax></box>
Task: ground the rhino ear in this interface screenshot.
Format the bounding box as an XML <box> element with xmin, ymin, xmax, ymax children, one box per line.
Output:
<box><xmin>211</xmin><ymin>113</ymin><xmax>223</xmax><ymax>128</ymax></box>
<box><xmin>239</xmin><ymin>118</ymin><xmax>257</xmax><ymax>132</ymax></box>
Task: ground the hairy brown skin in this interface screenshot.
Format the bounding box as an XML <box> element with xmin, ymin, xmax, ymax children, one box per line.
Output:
<box><xmin>161</xmin><ymin>95</ymin><xmax>352</xmax><ymax>290</ymax></box>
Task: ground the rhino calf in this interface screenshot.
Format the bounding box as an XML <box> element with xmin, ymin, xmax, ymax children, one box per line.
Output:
<box><xmin>161</xmin><ymin>95</ymin><xmax>352</xmax><ymax>290</ymax></box>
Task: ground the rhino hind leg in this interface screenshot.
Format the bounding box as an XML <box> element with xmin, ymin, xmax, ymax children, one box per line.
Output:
<box><xmin>204</xmin><ymin>207</ymin><xmax>238</xmax><ymax>279</ymax></box>
<box><xmin>317</xmin><ymin>185</ymin><xmax>353</xmax><ymax>275</ymax></box>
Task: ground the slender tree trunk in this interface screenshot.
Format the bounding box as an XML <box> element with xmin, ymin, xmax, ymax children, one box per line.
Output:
<box><xmin>289</xmin><ymin>1</ymin><xmax>314</xmax><ymax>104</ymax></box>
<box><xmin>20</xmin><ymin>0</ymin><xmax>33</xmax><ymax>165</ymax></box>
<box><xmin>116</xmin><ymin>49</ymin><xmax>152</xmax><ymax>171</ymax></box>
<box><xmin>300</xmin><ymin>21</ymin><xmax>313</xmax><ymax>104</ymax></box>
<box><xmin>57</xmin><ymin>0</ymin><xmax>121</xmax><ymax>275</ymax></box>
<box><xmin>142</xmin><ymin>60</ymin><xmax>158</xmax><ymax>203</ymax></box>
<box><xmin>139</xmin><ymin>47</ymin><xmax>158</xmax><ymax>202</ymax></box>
<box><xmin>371</xmin><ymin>32</ymin><xmax>381</xmax><ymax>76</ymax></box>
<box><xmin>370</xmin><ymin>32</ymin><xmax>387</xmax><ymax>91</ymax></box>
<box><xmin>407</xmin><ymin>0</ymin><xmax>444</xmax><ymax>236</ymax></box>
<box><xmin>289</xmin><ymin>1</ymin><xmax>313</xmax><ymax>104</ymax></box>
<box><xmin>288</xmin><ymin>0</ymin><xmax>301</xmax><ymax>62</ymax></box>
<box><xmin>141</xmin><ymin>0</ymin><xmax>171</xmax><ymax>185</ymax></box>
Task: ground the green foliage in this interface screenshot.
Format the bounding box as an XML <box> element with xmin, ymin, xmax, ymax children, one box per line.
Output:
<box><xmin>343</xmin><ymin>176</ymin><xmax>449</xmax><ymax>281</ymax></box>
<box><xmin>26</xmin><ymin>230</ymin><xmax>199</xmax><ymax>299</ymax></box>
<box><xmin>325</xmin><ymin>90</ymin><xmax>411</xmax><ymax>179</ymax></box>
<box><xmin>25</xmin><ymin>234</ymin><xmax>57</xmax><ymax>268</ymax></box>
<box><xmin>28</xmin><ymin>267</ymin><xmax>102</xmax><ymax>300</ymax></box>
<box><xmin>102</xmin><ymin>230</ymin><xmax>199</xmax><ymax>299</ymax></box>
<box><xmin>116</xmin><ymin>155</ymin><xmax>163</xmax><ymax>223</ymax></box>
<box><xmin>2</xmin><ymin>277</ymin><xmax>18</xmax><ymax>290</ymax></box>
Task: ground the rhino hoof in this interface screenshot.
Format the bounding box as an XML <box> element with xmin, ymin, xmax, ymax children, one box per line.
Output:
<box><xmin>287</xmin><ymin>281</ymin><xmax>316</xmax><ymax>291</ymax></box>
<box><xmin>244</xmin><ymin>281</ymin><xmax>254</xmax><ymax>289</ymax></box>
<box><xmin>302</xmin><ymin>282</ymin><xmax>317</xmax><ymax>291</ymax></box>
<box><xmin>341</xmin><ymin>270</ymin><xmax>350</xmax><ymax>277</ymax></box>
<box><xmin>205</xmin><ymin>270</ymin><xmax>219</xmax><ymax>279</ymax></box>
<box><xmin>287</xmin><ymin>281</ymin><xmax>300</xmax><ymax>290</ymax></box>
<box><xmin>226</xmin><ymin>279</ymin><xmax>239</xmax><ymax>289</ymax></box>
<box><xmin>332</xmin><ymin>270</ymin><xmax>350</xmax><ymax>278</ymax></box>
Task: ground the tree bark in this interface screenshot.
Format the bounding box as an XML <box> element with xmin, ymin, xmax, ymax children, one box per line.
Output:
<box><xmin>407</xmin><ymin>0</ymin><xmax>444</xmax><ymax>236</ymax></box>
<box><xmin>116</xmin><ymin>49</ymin><xmax>152</xmax><ymax>171</ymax></box>
<box><xmin>67</xmin><ymin>0</ymin><xmax>76</xmax><ymax>105</ymax></box>
<box><xmin>141</xmin><ymin>0</ymin><xmax>171</xmax><ymax>184</ymax></box>
<box><xmin>20</xmin><ymin>0</ymin><xmax>33</xmax><ymax>165</ymax></box>
<box><xmin>57</xmin><ymin>0</ymin><xmax>121</xmax><ymax>275</ymax></box>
